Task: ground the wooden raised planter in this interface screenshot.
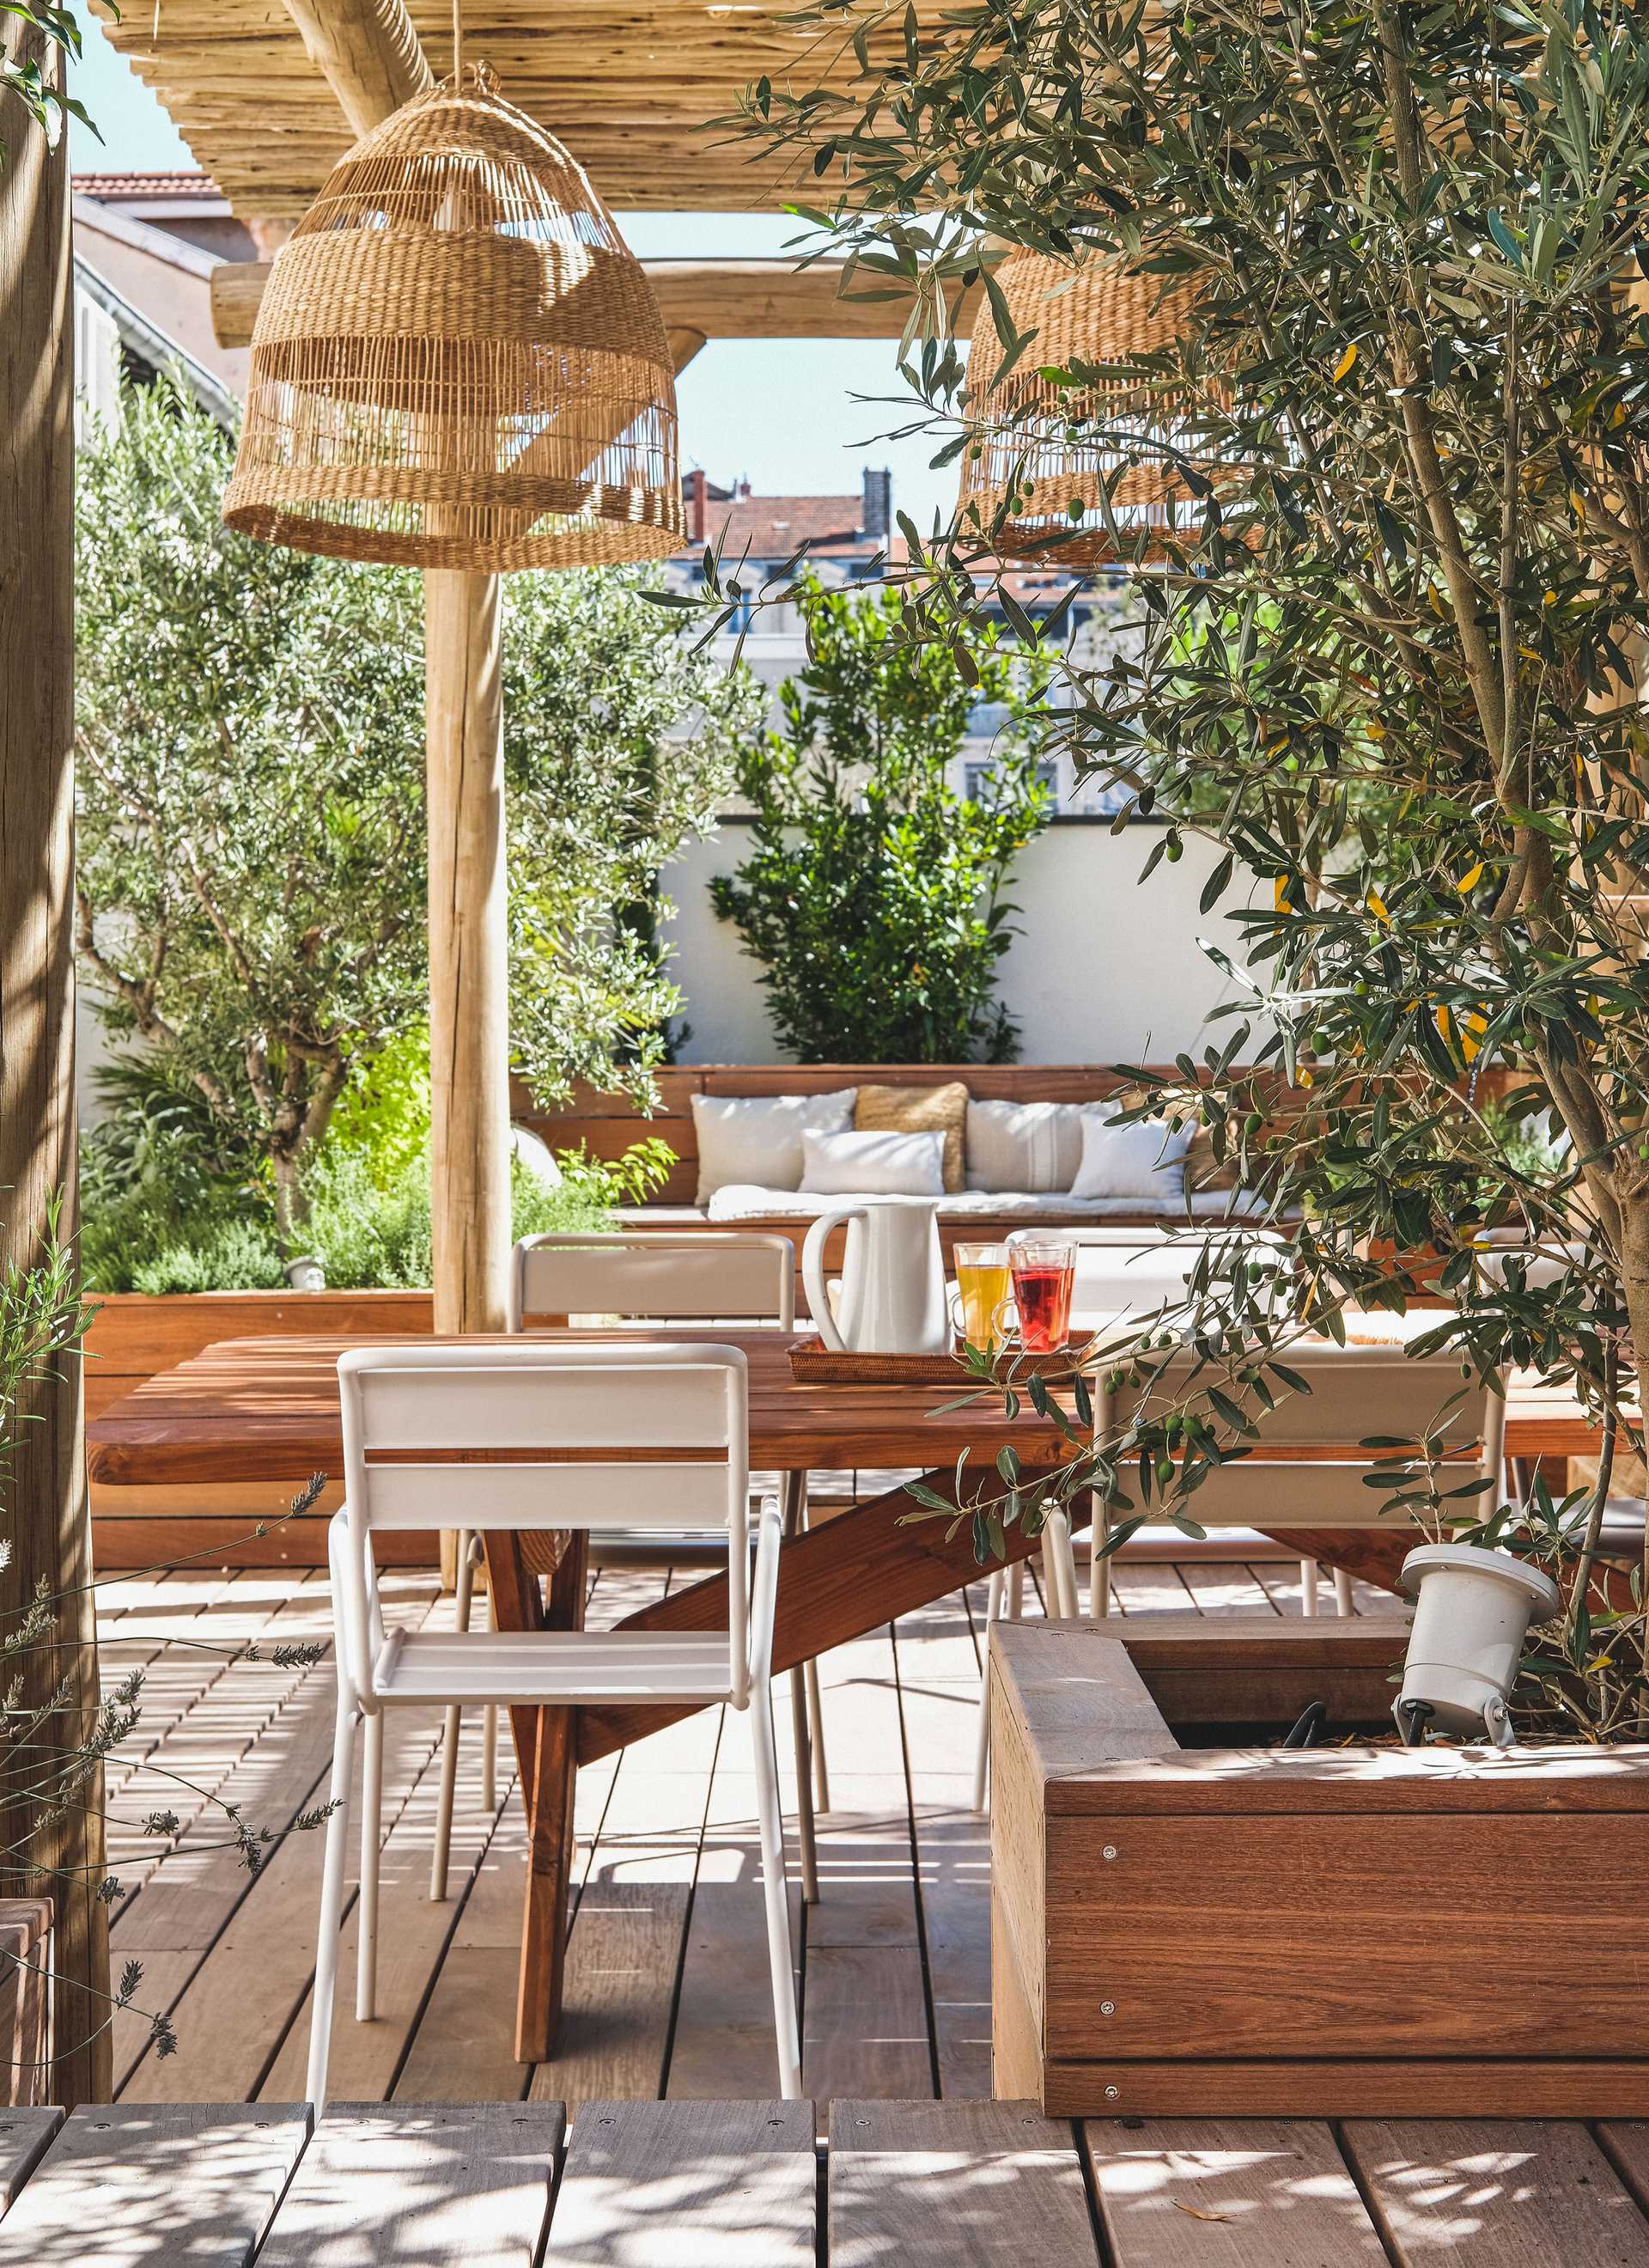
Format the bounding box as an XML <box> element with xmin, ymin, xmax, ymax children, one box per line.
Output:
<box><xmin>991</xmin><ymin>1616</ymin><xmax>1649</xmax><ymax>2118</ymax></box>
<box><xmin>0</xmin><ymin>1899</ymin><xmax>51</xmax><ymax>2107</ymax></box>
<box><xmin>84</xmin><ymin>1290</ymin><xmax>434</xmax><ymax>1568</ymax></box>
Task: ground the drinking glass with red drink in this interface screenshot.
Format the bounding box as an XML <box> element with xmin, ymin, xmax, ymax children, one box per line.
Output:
<box><xmin>1008</xmin><ymin>1241</ymin><xmax>1076</xmax><ymax>1352</ymax></box>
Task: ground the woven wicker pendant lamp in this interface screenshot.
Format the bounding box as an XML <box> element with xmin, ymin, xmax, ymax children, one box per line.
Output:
<box><xmin>223</xmin><ymin>54</ymin><xmax>681</xmax><ymax>570</ymax></box>
<box><xmin>958</xmin><ymin>248</ymin><xmax>1206</xmax><ymax>567</ymax></box>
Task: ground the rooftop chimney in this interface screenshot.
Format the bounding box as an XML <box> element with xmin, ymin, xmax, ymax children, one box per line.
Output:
<box><xmin>683</xmin><ymin>467</ymin><xmax>709</xmax><ymax>544</ymax></box>
<box><xmin>861</xmin><ymin>466</ymin><xmax>891</xmax><ymax>543</ymax></box>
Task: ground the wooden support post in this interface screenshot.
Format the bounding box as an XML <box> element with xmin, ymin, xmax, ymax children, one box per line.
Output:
<box><xmin>425</xmin><ymin>568</ymin><xmax>511</xmax><ymax>1344</ymax></box>
<box><xmin>425</xmin><ymin>569</ymin><xmax>510</xmax><ymax>1586</ymax></box>
<box><xmin>0</xmin><ymin>16</ymin><xmax>112</xmax><ymax>2106</ymax></box>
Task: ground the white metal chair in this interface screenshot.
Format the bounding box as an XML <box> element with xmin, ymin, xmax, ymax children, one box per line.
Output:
<box><xmin>432</xmin><ymin>1229</ymin><xmax>830</xmax><ymax>1905</ymax></box>
<box><xmin>1012</xmin><ymin>1225</ymin><xmax>1343</xmax><ymax>1614</ymax></box>
<box><xmin>975</xmin><ymin>1227</ymin><xmax>1281</xmax><ymax>1808</ymax></box>
<box><xmin>1087</xmin><ymin>1342</ymin><xmax>1506</xmax><ymax>1617</ymax></box>
<box><xmin>308</xmin><ymin>1340</ymin><xmax>800</xmax><ymax>2107</ymax></box>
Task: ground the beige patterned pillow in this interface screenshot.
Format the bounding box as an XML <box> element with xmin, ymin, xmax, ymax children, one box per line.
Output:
<box><xmin>855</xmin><ymin>1082</ymin><xmax>969</xmax><ymax>1193</ymax></box>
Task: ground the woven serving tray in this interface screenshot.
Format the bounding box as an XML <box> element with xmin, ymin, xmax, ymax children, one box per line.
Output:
<box><xmin>787</xmin><ymin>1338</ymin><xmax>1095</xmax><ymax>1386</ymax></box>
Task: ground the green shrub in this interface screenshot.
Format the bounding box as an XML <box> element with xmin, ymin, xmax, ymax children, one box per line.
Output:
<box><xmin>711</xmin><ymin>577</ymin><xmax>1054</xmax><ymax>1063</ymax></box>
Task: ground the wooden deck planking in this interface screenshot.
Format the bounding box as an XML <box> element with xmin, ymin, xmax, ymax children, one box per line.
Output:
<box><xmin>1344</xmin><ymin>2119</ymin><xmax>1649</xmax><ymax>2264</ymax></box>
<box><xmin>0</xmin><ymin>2102</ymin><xmax>310</xmax><ymax>2266</ymax></box>
<box><xmin>831</xmin><ymin>2099</ymin><xmax>1097</xmax><ymax>2267</ymax></box>
<box><xmin>19</xmin><ymin>2097</ymin><xmax>1649</xmax><ymax>2260</ymax></box>
<box><xmin>889</xmin><ymin>1588</ymin><xmax>994</xmax><ymax>2100</ymax></box>
<box><xmin>255</xmin><ymin>2102</ymin><xmax>561</xmax><ymax>2268</ymax></box>
<box><xmin>1085</xmin><ymin>2115</ymin><xmax>1389</xmax><ymax>2263</ymax></box>
<box><xmin>548</xmin><ymin>2097</ymin><xmax>815</xmax><ymax>2267</ymax></box>
<box><xmin>92</xmin><ymin>1553</ymin><xmax>1420</xmax><ymax>2114</ymax></box>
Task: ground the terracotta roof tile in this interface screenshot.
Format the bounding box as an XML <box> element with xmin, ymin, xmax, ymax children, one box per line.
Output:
<box><xmin>72</xmin><ymin>169</ymin><xmax>225</xmax><ymax>201</ymax></box>
<box><xmin>673</xmin><ymin>493</ymin><xmax>876</xmax><ymax>563</ymax></box>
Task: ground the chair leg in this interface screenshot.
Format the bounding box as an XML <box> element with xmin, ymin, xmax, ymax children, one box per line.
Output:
<box><xmin>1091</xmin><ymin>1506</ymin><xmax>1113</xmax><ymax>1619</ymax></box>
<box><xmin>751</xmin><ymin>1685</ymin><xmax>802</xmax><ymax>2100</ymax></box>
<box><xmin>797</xmin><ymin>1478</ymin><xmax>830</xmax><ymax>1814</ymax></box>
<box><xmin>481</xmin><ymin>1571</ymin><xmax>499</xmax><ymax>1814</ymax></box>
<box><xmin>356</xmin><ymin>1707</ymin><xmax>383</xmax><ymax>2021</ymax></box>
<box><xmin>972</xmin><ymin>1567</ymin><xmax>1007</xmax><ymax>1814</ymax></box>
<box><xmin>1044</xmin><ymin>1509</ymin><xmax>1079</xmax><ymax>1619</ymax></box>
<box><xmin>1301</xmin><ymin>1558</ymin><xmax>1319</xmax><ymax>1618</ymax></box>
<box><xmin>307</xmin><ymin>1699</ymin><xmax>358</xmax><ymax>2111</ymax></box>
<box><xmin>790</xmin><ymin>1668</ymin><xmax>819</xmax><ymax>1905</ymax></box>
<box><xmin>1333</xmin><ymin>1566</ymin><xmax>1355</xmax><ymax>1618</ymax></box>
<box><xmin>804</xmin><ymin>1659</ymin><xmax>829</xmax><ymax>1814</ymax></box>
<box><xmin>429</xmin><ymin>1529</ymin><xmax>477</xmax><ymax>1901</ymax></box>
<box><xmin>780</xmin><ymin>1471</ymin><xmax>819</xmax><ymax>1905</ymax></box>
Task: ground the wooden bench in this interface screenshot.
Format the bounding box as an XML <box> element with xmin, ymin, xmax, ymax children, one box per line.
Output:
<box><xmin>5</xmin><ymin>2094</ymin><xmax>1649</xmax><ymax>2263</ymax></box>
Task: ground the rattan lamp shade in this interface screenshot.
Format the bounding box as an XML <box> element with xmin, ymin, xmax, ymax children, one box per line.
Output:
<box><xmin>222</xmin><ymin>69</ymin><xmax>682</xmax><ymax>570</ymax></box>
<box><xmin>958</xmin><ymin>250</ymin><xmax>1203</xmax><ymax>567</ymax></box>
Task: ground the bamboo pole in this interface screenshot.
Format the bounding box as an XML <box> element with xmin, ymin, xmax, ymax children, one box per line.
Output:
<box><xmin>0</xmin><ymin>15</ymin><xmax>113</xmax><ymax>2106</ymax></box>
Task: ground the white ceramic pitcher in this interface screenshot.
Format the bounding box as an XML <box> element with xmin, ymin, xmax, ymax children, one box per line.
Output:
<box><xmin>800</xmin><ymin>1200</ymin><xmax>950</xmax><ymax>1357</ymax></box>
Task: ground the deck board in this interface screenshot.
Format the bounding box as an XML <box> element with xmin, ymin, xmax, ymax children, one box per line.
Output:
<box><xmin>831</xmin><ymin>2099</ymin><xmax>1097</xmax><ymax>2267</ymax></box>
<box><xmin>1085</xmin><ymin>2116</ymin><xmax>1388</xmax><ymax>2263</ymax></box>
<box><xmin>0</xmin><ymin>2103</ymin><xmax>309</xmax><ymax>2267</ymax></box>
<box><xmin>1344</xmin><ymin>2119</ymin><xmax>1649</xmax><ymax>2264</ymax></box>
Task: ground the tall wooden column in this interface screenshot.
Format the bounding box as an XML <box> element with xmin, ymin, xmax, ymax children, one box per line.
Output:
<box><xmin>0</xmin><ymin>19</ymin><xmax>112</xmax><ymax>2105</ymax></box>
<box><xmin>424</xmin><ymin>569</ymin><xmax>512</xmax><ymax>1340</ymax></box>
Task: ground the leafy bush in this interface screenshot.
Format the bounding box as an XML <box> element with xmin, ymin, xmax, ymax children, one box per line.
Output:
<box><xmin>80</xmin><ymin>1052</ymin><xmax>672</xmax><ymax>1294</ymax></box>
<box><xmin>710</xmin><ymin>577</ymin><xmax>1053</xmax><ymax>1062</ymax></box>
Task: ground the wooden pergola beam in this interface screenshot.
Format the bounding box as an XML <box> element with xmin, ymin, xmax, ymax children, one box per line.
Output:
<box><xmin>211</xmin><ymin>254</ymin><xmax>979</xmax><ymax>352</ymax></box>
<box><xmin>281</xmin><ymin>0</ymin><xmax>429</xmax><ymax>137</ymax></box>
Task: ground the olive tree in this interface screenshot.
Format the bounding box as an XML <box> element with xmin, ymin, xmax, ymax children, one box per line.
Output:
<box><xmin>76</xmin><ymin>376</ymin><xmax>759</xmax><ymax>1251</ymax></box>
<box><xmin>732</xmin><ymin>0</ymin><xmax>1649</xmax><ymax>1730</ymax></box>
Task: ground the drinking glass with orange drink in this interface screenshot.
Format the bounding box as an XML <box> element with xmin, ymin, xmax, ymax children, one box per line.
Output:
<box><xmin>952</xmin><ymin>1242</ymin><xmax>1012</xmax><ymax>1351</ymax></box>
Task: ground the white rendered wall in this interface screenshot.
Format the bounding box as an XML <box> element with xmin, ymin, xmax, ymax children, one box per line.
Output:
<box><xmin>660</xmin><ymin>820</ymin><xmax>1261</xmax><ymax>1066</ymax></box>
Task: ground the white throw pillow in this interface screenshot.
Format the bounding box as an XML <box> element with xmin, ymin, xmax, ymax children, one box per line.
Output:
<box><xmin>691</xmin><ymin>1088</ymin><xmax>857</xmax><ymax>1204</ymax></box>
<box><xmin>1068</xmin><ymin>1112</ymin><xmax>1191</xmax><ymax>1203</ymax></box>
<box><xmin>800</xmin><ymin>1129</ymin><xmax>946</xmax><ymax>1198</ymax></box>
<box><xmin>965</xmin><ymin>1098</ymin><xmax>1106</xmax><ymax>1192</ymax></box>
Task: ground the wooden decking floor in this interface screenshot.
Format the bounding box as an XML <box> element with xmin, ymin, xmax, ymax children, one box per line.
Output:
<box><xmin>93</xmin><ymin>1550</ymin><xmax>1389</xmax><ymax>2113</ymax></box>
<box><xmin>10</xmin><ymin>2095</ymin><xmax>1649</xmax><ymax>2265</ymax></box>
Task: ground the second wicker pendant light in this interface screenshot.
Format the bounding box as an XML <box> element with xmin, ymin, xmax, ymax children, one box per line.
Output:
<box><xmin>958</xmin><ymin>249</ymin><xmax>1203</xmax><ymax>568</ymax></box>
<box><xmin>224</xmin><ymin>64</ymin><xmax>682</xmax><ymax>570</ymax></box>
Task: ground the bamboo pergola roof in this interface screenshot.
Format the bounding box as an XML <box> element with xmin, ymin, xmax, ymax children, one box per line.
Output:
<box><xmin>90</xmin><ymin>0</ymin><xmax>895</xmax><ymax>222</ymax></box>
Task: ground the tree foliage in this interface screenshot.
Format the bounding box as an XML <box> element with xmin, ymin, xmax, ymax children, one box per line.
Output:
<box><xmin>76</xmin><ymin>378</ymin><xmax>757</xmax><ymax>1248</ymax></box>
<box><xmin>711</xmin><ymin>576</ymin><xmax>1053</xmax><ymax>1061</ymax></box>
<box><xmin>732</xmin><ymin>0</ymin><xmax>1649</xmax><ymax>1729</ymax></box>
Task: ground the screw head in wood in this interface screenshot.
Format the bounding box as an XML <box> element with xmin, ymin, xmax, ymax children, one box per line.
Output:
<box><xmin>1104</xmin><ymin>2086</ymin><xmax>1119</xmax><ymax>2100</ymax></box>
<box><xmin>1100</xmin><ymin>2001</ymin><xmax>1115</xmax><ymax>2016</ymax></box>
<box><xmin>1102</xmin><ymin>1844</ymin><xmax>1118</xmax><ymax>1860</ymax></box>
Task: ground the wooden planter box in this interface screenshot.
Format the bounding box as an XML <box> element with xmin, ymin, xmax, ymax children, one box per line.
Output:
<box><xmin>85</xmin><ymin>1290</ymin><xmax>434</xmax><ymax>1568</ymax></box>
<box><xmin>0</xmin><ymin>1900</ymin><xmax>51</xmax><ymax>2107</ymax></box>
<box><xmin>990</xmin><ymin>1616</ymin><xmax>1649</xmax><ymax>2118</ymax></box>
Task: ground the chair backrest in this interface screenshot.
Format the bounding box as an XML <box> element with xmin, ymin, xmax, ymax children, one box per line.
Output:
<box><xmin>511</xmin><ymin>1232</ymin><xmax>794</xmax><ymax>1329</ymax></box>
<box><xmin>337</xmin><ymin>1342</ymin><xmax>751</xmax><ymax>1690</ymax></box>
<box><xmin>1007</xmin><ymin>1226</ymin><xmax>1289</xmax><ymax>1326</ymax></box>
<box><xmin>1095</xmin><ymin>1342</ymin><xmax>1506</xmax><ymax>1529</ymax></box>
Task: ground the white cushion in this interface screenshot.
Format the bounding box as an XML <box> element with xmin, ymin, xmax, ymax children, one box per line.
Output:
<box><xmin>1069</xmin><ymin>1113</ymin><xmax>1191</xmax><ymax>1203</ymax></box>
<box><xmin>964</xmin><ymin>1099</ymin><xmax>1106</xmax><ymax>1193</ymax></box>
<box><xmin>800</xmin><ymin>1128</ymin><xmax>946</xmax><ymax>1197</ymax></box>
<box><xmin>702</xmin><ymin>1184</ymin><xmax>1275</xmax><ymax>1223</ymax></box>
<box><xmin>691</xmin><ymin>1088</ymin><xmax>857</xmax><ymax>1204</ymax></box>
<box><xmin>510</xmin><ymin>1124</ymin><xmax>563</xmax><ymax>1191</ymax></box>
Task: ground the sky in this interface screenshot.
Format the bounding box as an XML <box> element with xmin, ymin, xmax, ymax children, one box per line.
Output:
<box><xmin>65</xmin><ymin>4</ymin><xmax>958</xmax><ymax>528</ymax></box>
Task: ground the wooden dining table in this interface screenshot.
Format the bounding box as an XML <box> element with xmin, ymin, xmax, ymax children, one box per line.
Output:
<box><xmin>86</xmin><ymin>1325</ymin><xmax>1604</xmax><ymax>2065</ymax></box>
